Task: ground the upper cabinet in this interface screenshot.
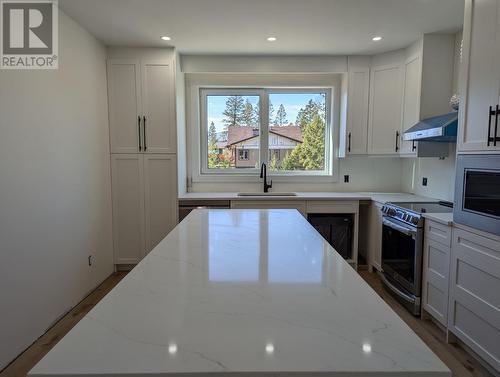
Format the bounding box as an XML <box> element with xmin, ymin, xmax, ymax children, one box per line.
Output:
<box><xmin>345</xmin><ymin>56</ymin><xmax>370</xmax><ymax>155</ymax></box>
<box><xmin>400</xmin><ymin>48</ymin><xmax>423</xmax><ymax>155</ymax></box>
<box><xmin>367</xmin><ymin>50</ymin><xmax>405</xmax><ymax>155</ymax></box>
<box><xmin>458</xmin><ymin>0</ymin><xmax>500</xmax><ymax>153</ymax></box>
<box><xmin>341</xmin><ymin>35</ymin><xmax>457</xmax><ymax>158</ymax></box>
<box><xmin>401</xmin><ymin>35</ymin><xmax>456</xmax><ymax>157</ymax></box>
<box><xmin>107</xmin><ymin>58</ymin><xmax>176</xmax><ymax>154</ymax></box>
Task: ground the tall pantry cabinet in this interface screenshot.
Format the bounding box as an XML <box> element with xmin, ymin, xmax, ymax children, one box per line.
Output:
<box><xmin>107</xmin><ymin>49</ymin><xmax>178</xmax><ymax>265</ymax></box>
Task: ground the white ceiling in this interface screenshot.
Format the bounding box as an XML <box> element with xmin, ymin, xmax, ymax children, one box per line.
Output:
<box><xmin>59</xmin><ymin>0</ymin><xmax>464</xmax><ymax>55</ymax></box>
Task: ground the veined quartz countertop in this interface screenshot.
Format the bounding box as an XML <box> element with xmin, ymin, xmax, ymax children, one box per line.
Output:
<box><xmin>29</xmin><ymin>209</ymin><xmax>450</xmax><ymax>377</ymax></box>
<box><xmin>179</xmin><ymin>191</ymin><xmax>437</xmax><ymax>204</ymax></box>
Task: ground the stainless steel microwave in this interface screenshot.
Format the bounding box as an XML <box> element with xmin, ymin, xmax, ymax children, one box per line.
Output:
<box><xmin>454</xmin><ymin>155</ymin><xmax>500</xmax><ymax>236</ymax></box>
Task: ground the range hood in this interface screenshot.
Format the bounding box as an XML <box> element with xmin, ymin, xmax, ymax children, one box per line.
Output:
<box><xmin>404</xmin><ymin>112</ymin><xmax>458</xmax><ymax>142</ymax></box>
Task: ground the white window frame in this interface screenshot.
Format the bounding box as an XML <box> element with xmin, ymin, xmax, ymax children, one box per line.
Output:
<box><xmin>187</xmin><ymin>73</ymin><xmax>340</xmax><ymax>183</ymax></box>
<box><xmin>199</xmin><ymin>87</ymin><xmax>334</xmax><ymax>178</ymax></box>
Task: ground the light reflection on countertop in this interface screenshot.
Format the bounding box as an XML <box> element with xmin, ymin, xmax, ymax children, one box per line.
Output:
<box><xmin>29</xmin><ymin>209</ymin><xmax>450</xmax><ymax>377</ymax></box>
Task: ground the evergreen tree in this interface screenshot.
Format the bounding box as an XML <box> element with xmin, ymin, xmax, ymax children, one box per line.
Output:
<box><xmin>296</xmin><ymin>99</ymin><xmax>323</xmax><ymax>131</ymax></box>
<box><xmin>269</xmin><ymin>103</ymin><xmax>275</xmax><ymax>122</ymax></box>
<box><xmin>208</xmin><ymin>122</ymin><xmax>218</xmax><ymax>168</ymax></box>
<box><xmin>280</xmin><ymin>147</ymin><xmax>302</xmax><ymax>170</ymax></box>
<box><xmin>297</xmin><ymin>114</ymin><xmax>325</xmax><ymax>170</ymax></box>
<box><xmin>274</xmin><ymin>104</ymin><xmax>287</xmax><ymax>127</ymax></box>
<box><xmin>223</xmin><ymin>95</ymin><xmax>245</xmax><ymax>128</ymax></box>
<box><xmin>269</xmin><ymin>152</ymin><xmax>280</xmax><ymax>171</ymax></box>
<box><xmin>242</xmin><ymin>99</ymin><xmax>257</xmax><ymax>127</ymax></box>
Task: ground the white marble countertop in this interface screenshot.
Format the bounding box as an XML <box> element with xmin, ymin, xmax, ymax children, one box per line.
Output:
<box><xmin>179</xmin><ymin>191</ymin><xmax>436</xmax><ymax>204</ymax></box>
<box><xmin>29</xmin><ymin>209</ymin><xmax>450</xmax><ymax>377</ymax></box>
<box><xmin>423</xmin><ymin>212</ymin><xmax>454</xmax><ymax>226</ymax></box>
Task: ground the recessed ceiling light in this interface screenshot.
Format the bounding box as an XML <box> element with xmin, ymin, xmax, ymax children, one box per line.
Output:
<box><xmin>161</xmin><ymin>36</ymin><xmax>171</xmax><ymax>41</ymax></box>
<box><xmin>372</xmin><ymin>36</ymin><xmax>383</xmax><ymax>41</ymax></box>
<box><xmin>267</xmin><ymin>36</ymin><xmax>277</xmax><ymax>42</ymax></box>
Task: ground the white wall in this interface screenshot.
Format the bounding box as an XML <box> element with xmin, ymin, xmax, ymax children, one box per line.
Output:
<box><xmin>0</xmin><ymin>10</ymin><xmax>113</xmax><ymax>369</ymax></box>
<box><xmin>192</xmin><ymin>156</ymin><xmax>404</xmax><ymax>193</ymax></box>
<box><xmin>400</xmin><ymin>145</ymin><xmax>457</xmax><ymax>202</ymax></box>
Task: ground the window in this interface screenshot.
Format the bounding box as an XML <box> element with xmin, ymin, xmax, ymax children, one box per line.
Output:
<box><xmin>200</xmin><ymin>88</ymin><xmax>332</xmax><ymax>177</ymax></box>
<box><xmin>238</xmin><ymin>149</ymin><xmax>249</xmax><ymax>161</ymax></box>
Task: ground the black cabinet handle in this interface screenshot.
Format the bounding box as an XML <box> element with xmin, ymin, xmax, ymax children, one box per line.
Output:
<box><xmin>395</xmin><ymin>131</ymin><xmax>400</xmax><ymax>152</ymax></box>
<box><xmin>412</xmin><ymin>140</ymin><xmax>416</xmax><ymax>152</ymax></box>
<box><xmin>138</xmin><ymin>116</ymin><xmax>142</xmax><ymax>151</ymax></box>
<box><xmin>143</xmin><ymin>116</ymin><xmax>147</xmax><ymax>151</ymax></box>
<box><xmin>348</xmin><ymin>132</ymin><xmax>351</xmax><ymax>153</ymax></box>
<box><xmin>488</xmin><ymin>106</ymin><xmax>493</xmax><ymax>147</ymax></box>
<box><xmin>495</xmin><ymin>105</ymin><xmax>499</xmax><ymax>147</ymax></box>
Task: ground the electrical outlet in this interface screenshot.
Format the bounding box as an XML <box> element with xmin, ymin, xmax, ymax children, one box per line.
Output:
<box><xmin>88</xmin><ymin>255</ymin><xmax>93</xmax><ymax>266</ymax></box>
<box><xmin>344</xmin><ymin>175</ymin><xmax>349</xmax><ymax>183</ymax></box>
<box><xmin>422</xmin><ymin>177</ymin><xmax>428</xmax><ymax>186</ymax></box>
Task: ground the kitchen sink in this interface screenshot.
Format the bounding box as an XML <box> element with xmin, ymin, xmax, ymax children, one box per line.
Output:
<box><xmin>237</xmin><ymin>192</ymin><xmax>297</xmax><ymax>197</ymax></box>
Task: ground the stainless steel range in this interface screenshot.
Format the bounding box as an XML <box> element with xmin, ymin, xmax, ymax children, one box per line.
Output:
<box><xmin>379</xmin><ymin>201</ymin><xmax>453</xmax><ymax>315</ymax></box>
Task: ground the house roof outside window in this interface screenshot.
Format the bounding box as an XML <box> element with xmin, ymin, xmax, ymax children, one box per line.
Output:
<box><xmin>226</xmin><ymin>125</ymin><xmax>302</xmax><ymax>147</ymax></box>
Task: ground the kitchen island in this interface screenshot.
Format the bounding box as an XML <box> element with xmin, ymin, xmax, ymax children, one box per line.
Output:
<box><xmin>29</xmin><ymin>209</ymin><xmax>450</xmax><ymax>377</ymax></box>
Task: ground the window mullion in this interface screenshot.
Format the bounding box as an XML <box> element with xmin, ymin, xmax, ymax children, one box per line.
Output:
<box><xmin>260</xmin><ymin>89</ymin><xmax>269</xmax><ymax>168</ymax></box>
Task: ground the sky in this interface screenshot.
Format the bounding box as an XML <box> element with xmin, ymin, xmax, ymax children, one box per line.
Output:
<box><xmin>207</xmin><ymin>93</ymin><xmax>326</xmax><ymax>135</ymax></box>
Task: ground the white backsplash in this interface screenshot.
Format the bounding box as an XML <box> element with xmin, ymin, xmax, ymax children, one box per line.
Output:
<box><xmin>401</xmin><ymin>144</ymin><xmax>457</xmax><ymax>202</ymax></box>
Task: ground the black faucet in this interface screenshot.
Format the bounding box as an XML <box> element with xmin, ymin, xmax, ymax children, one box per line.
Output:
<box><xmin>260</xmin><ymin>163</ymin><xmax>272</xmax><ymax>193</ymax></box>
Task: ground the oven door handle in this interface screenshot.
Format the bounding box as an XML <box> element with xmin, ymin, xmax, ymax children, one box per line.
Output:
<box><xmin>377</xmin><ymin>271</ymin><xmax>418</xmax><ymax>304</ymax></box>
<box><xmin>382</xmin><ymin>217</ymin><xmax>416</xmax><ymax>237</ymax></box>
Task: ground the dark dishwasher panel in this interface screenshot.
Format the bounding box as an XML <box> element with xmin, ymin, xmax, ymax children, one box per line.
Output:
<box><xmin>307</xmin><ymin>214</ymin><xmax>353</xmax><ymax>260</ymax></box>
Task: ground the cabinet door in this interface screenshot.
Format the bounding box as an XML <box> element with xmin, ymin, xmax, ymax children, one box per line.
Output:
<box><xmin>367</xmin><ymin>202</ymin><xmax>383</xmax><ymax>271</ymax></box>
<box><xmin>141</xmin><ymin>62</ymin><xmax>176</xmax><ymax>154</ymax></box>
<box><xmin>368</xmin><ymin>64</ymin><xmax>404</xmax><ymax>154</ymax></box>
<box><xmin>458</xmin><ymin>0</ymin><xmax>500</xmax><ymax>152</ymax></box>
<box><xmin>346</xmin><ymin>66</ymin><xmax>370</xmax><ymax>155</ymax></box>
<box><xmin>422</xmin><ymin>235</ymin><xmax>450</xmax><ymax>326</ymax></box>
<box><xmin>111</xmin><ymin>154</ymin><xmax>145</xmax><ymax>264</ymax></box>
<box><xmin>107</xmin><ymin>59</ymin><xmax>142</xmax><ymax>153</ymax></box>
<box><xmin>400</xmin><ymin>54</ymin><xmax>422</xmax><ymax>155</ymax></box>
<box><xmin>144</xmin><ymin>154</ymin><xmax>178</xmax><ymax>253</ymax></box>
<box><xmin>448</xmin><ymin>228</ymin><xmax>500</xmax><ymax>371</ymax></box>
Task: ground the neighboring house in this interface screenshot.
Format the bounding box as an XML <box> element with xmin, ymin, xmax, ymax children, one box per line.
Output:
<box><xmin>226</xmin><ymin>125</ymin><xmax>302</xmax><ymax>168</ymax></box>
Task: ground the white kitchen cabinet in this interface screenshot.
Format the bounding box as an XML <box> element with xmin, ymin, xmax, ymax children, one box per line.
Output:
<box><xmin>112</xmin><ymin>154</ymin><xmax>178</xmax><ymax>264</ymax></box>
<box><xmin>367</xmin><ymin>201</ymin><xmax>384</xmax><ymax>271</ymax></box>
<box><xmin>368</xmin><ymin>53</ymin><xmax>404</xmax><ymax>155</ymax></box>
<box><xmin>107</xmin><ymin>59</ymin><xmax>176</xmax><ymax>154</ymax></box>
<box><xmin>400</xmin><ymin>35</ymin><xmax>455</xmax><ymax>157</ymax></box>
<box><xmin>107</xmin><ymin>59</ymin><xmax>142</xmax><ymax>154</ymax></box>
<box><xmin>141</xmin><ymin>62</ymin><xmax>176</xmax><ymax>154</ymax></box>
<box><xmin>422</xmin><ymin>219</ymin><xmax>452</xmax><ymax>326</ymax></box>
<box><xmin>458</xmin><ymin>0</ymin><xmax>500</xmax><ymax>153</ymax></box>
<box><xmin>448</xmin><ymin>226</ymin><xmax>500</xmax><ymax>371</ymax></box>
<box><xmin>230</xmin><ymin>200</ymin><xmax>307</xmax><ymax>217</ymax></box>
<box><xmin>345</xmin><ymin>57</ymin><xmax>370</xmax><ymax>155</ymax></box>
<box><xmin>400</xmin><ymin>52</ymin><xmax>422</xmax><ymax>155</ymax></box>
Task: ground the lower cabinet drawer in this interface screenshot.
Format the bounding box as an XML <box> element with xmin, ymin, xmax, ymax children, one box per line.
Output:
<box><xmin>230</xmin><ymin>200</ymin><xmax>307</xmax><ymax>216</ymax></box>
<box><xmin>448</xmin><ymin>228</ymin><xmax>500</xmax><ymax>372</ymax></box>
<box><xmin>422</xmin><ymin>237</ymin><xmax>450</xmax><ymax>326</ymax></box>
<box><xmin>425</xmin><ymin>219</ymin><xmax>452</xmax><ymax>247</ymax></box>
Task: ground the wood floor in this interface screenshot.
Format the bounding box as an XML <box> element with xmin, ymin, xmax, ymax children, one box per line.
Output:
<box><xmin>0</xmin><ymin>270</ymin><xmax>494</xmax><ymax>377</ymax></box>
<box><xmin>0</xmin><ymin>272</ymin><xmax>127</xmax><ymax>377</ymax></box>
<box><xmin>359</xmin><ymin>270</ymin><xmax>494</xmax><ymax>377</ymax></box>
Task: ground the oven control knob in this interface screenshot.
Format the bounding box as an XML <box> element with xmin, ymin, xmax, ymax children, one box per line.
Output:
<box><xmin>387</xmin><ymin>208</ymin><xmax>396</xmax><ymax>216</ymax></box>
<box><xmin>411</xmin><ymin>217</ymin><xmax>419</xmax><ymax>225</ymax></box>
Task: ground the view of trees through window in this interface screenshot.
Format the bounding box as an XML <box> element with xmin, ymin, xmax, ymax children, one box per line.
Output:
<box><xmin>206</xmin><ymin>91</ymin><xmax>327</xmax><ymax>173</ymax></box>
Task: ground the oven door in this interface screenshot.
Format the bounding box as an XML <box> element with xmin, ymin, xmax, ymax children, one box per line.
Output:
<box><xmin>381</xmin><ymin>217</ymin><xmax>423</xmax><ymax>296</ymax></box>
